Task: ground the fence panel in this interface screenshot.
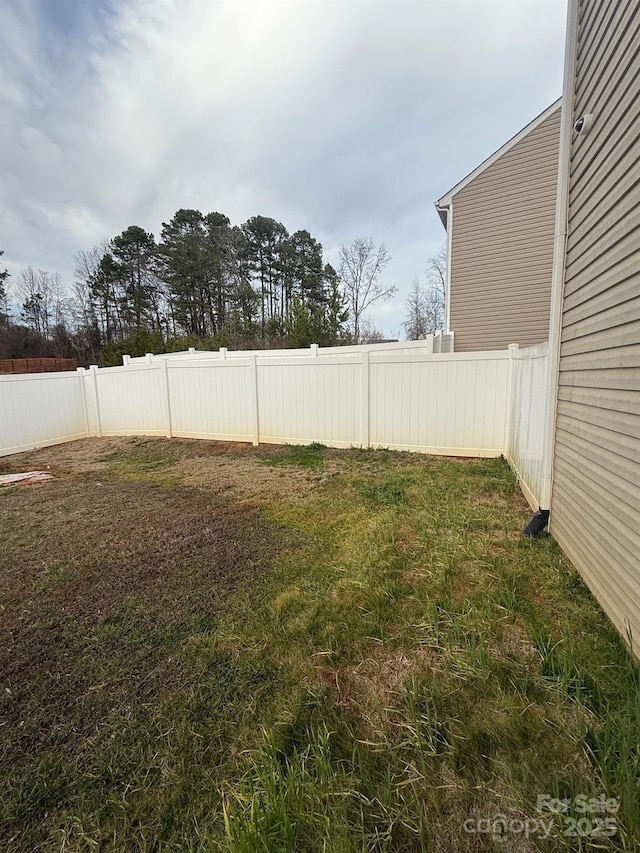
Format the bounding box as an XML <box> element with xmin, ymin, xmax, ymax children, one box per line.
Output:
<box><xmin>94</xmin><ymin>364</ymin><xmax>168</xmax><ymax>436</ymax></box>
<box><xmin>370</xmin><ymin>352</ymin><xmax>509</xmax><ymax>455</ymax></box>
<box><xmin>168</xmin><ymin>359</ymin><xmax>253</xmax><ymax>440</ymax></box>
<box><xmin>0</xmin><ymin>371</ymin><xmax>87</xmax><ymax>456</ymax></box>
<box><xmin>506</xmin><ymin>342</ymin><xmax>549</xmax><ymax>509</ymax></box>
<box><xmin>257</xmin><ymin>357</ymin><xmax>362</xmax><ymax>447</ymax></box>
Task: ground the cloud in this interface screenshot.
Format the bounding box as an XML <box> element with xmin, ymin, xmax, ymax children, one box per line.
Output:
<box><xmin>0</xmin><ymin>0</ymin><xmax>567</xmax><ymax>334</ymax></box>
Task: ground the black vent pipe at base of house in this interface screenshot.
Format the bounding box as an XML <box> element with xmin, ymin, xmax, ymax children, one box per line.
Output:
<box><xmin>522</xmin><ymin>509</ymin><xmax>550</xmax><ymax>537</ymax></box>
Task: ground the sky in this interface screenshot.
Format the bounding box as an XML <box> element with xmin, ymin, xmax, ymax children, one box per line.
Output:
<box><xmin>0</xmin><ymin>0</ymin><xmax>567</xmax><ymax>338</ymax></box>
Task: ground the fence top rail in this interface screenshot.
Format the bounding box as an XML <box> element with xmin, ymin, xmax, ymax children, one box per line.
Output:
<box><xmin>167</xmin><ymin>357</ymin><xmax>252</xmax><ymax>369</ymax></box>
<box><xmin>368</xmin><ymin>350</ymin><xmax>511</xmax><ymax>363</ymax></box>
<box><xmin>94</xmin><ymin>358</ymin><xmax>253</xmax><ymax>373</ymax></box>
<box><xmin>126</xmin><ymin>339</ymin><xmax>438</xmax><ymax>364</ymax></box>
<box><xmin>251</xmin><ymin>351</ymin><xmax>512</xmax><ymax>367</ymax></box>
<box><xmin>320</xmin><ymin>339</ymin><xmax>434</xmax><ymax>354</ymax></box>
<box><xmin>121</xmin><ymin>349</ymin><xmax>514</xmax><ymax>371</ymax></box>
<box><xmin>0</xmin><ymin>370</ymin><xmax>81</xmax><ymax>383</ymax></box>
<box><xmin>88</xmin><ymin>362</ymin><xmax>164</xmax><ymax>374</ymax></box>
<box><xmin>255</xmin><ymin>355</ymin><xmax>361</xmax><ymax>367</ymax></box>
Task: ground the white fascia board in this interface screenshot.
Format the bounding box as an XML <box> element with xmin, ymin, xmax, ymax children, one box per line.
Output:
<box><xmin>435</xmin><ymin>98</ymin><xmax>562</xmax><ymax>209</ymax></box>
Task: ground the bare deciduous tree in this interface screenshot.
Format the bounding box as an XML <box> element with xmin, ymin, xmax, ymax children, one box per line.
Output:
<box><xmin>16</xmin><ymin>267</ymin><xmax>71</xmax><ymax>339</ymax></box>
<box><xmin>403</xmin><ymin>248</ymin><xmax>446</xmax><ymax>339</ymax></box>
<box><xmin>358</xmin><ymin>318</ymin><xmax>387</xmax><ymax>343</ymax></box>
<box><xmin>0</xmin><ymin>250</ymin><xmax>10</xmax><ymax>325</ymax></box>
<box><xmin>427</xmin><ymin>248</ymin><xmax>446</xmax><ymax>323</ymax></box>
<box><xmin>17</xmin><ymin>267</ymin><xmax>51</xmax><ymax>336</ymax></box>
<box><xmin>338</xmin><ymin>238</ymin><xmax>396</xmax><ymax>344</ymax></box>
<box><xmin>404</xmin><ymin>279</ymin><xmax>429</xmax><ymax>340</ymax></box>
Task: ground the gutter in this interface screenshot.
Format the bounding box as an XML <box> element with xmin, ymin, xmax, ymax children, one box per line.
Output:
<box><xmin>444</xmin><ymin>202</ymin><xmax>453</xmax><ymax>333</ymax></box>
<box><xmin>540</xmin><ymin>0</ymin><xmax>580</xmax><ymax>514</ymax></box>
<box><xmin>434</xmin><ymin>201</ymin><xmax>453</xmax><ymax>333</ymax></box>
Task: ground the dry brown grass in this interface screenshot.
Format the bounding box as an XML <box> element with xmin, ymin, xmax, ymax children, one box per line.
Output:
<box><xmin>0</xmin><ymin>440</ymin><xmax>280</xmax><ymax>780</ymax></box>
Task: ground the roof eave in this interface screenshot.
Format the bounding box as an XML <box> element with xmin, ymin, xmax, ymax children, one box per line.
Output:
<box><xmin>433</xmin><ymin>97</ymin><xmax>562</xmax><ymax>208</ymax></box>
<box><xmin>435</xmin><ymin>203</ymin><xmax>449</xmax><ymax>229</ymax></box>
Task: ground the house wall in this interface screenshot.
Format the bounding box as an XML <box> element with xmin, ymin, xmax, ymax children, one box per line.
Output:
<box><xmin>449</xmin><ymin>108</ymin><xmax>561</xmax><ymax>351</ymax></box>
<box><xmin>550</xmin><ymin>0</ymin><xmax>640</xmax><ymax>656</ymax></box>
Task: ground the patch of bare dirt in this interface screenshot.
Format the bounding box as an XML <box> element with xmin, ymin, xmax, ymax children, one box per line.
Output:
<box><xmin>0</xmin><ymin>468</ymin><xmax>281</xmax><ymax>764</ymax></box>
<box><xmin>0</xmin><ymin>436</ymin><xmax>258</xmax><ymax>478</ymax></box>
<box><xmin>0</xmin><ymin>437</ymin><xmax>354</xmax><ymax>502</ymax></box>
<box><xmin>1</xmin><ymin>477</ymin><xmax>277</xmax><ymax>625</ymax></box>
<box><xmin>0</xmin><ymin>436</ymin><xmax>141</xmax><ymax>475</ymax></box>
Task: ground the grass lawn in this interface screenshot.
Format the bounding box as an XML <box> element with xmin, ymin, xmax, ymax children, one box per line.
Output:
<box><xmin>0</xmin><ymin>437</ymin><xmax>638</xmax><ymax>852</ymax></box>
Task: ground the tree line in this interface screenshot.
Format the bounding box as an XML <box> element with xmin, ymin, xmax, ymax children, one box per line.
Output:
<box><xmin>1</xmin><ymin>214</ymin><xmax>445</xmax><ymax>365</ymax></box>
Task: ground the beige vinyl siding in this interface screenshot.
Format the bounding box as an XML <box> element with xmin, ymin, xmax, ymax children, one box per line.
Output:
<box><xmin>551</xmin><ymin>0</ymin><xmax>640</xmax><ymax>655</ymax></box>
<box><xmin>448</xmin><ymin>109</ymin><xmax>560</xmax><ymax>351</ymax></box>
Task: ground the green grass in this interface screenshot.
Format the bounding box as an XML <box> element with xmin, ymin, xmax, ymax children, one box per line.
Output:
<box><xmin>355</xmin><ymin>475</ymin><xmax>409</xmax><ymax>506</ymax></box>
<box><xmin>260</xmin><ymin>442</ymin><xmax>328</xmax><ymax>469</ymax></box>
<box><xmin>0</xmin><ymin>440</ymin><xmax>638</xmax><ymax>852</ymax></box>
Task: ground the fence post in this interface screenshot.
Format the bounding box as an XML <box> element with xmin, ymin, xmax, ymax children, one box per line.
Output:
<box><xmin>145</xmin><ymin>352</ymin><xmax>154</xmax><ymax>364</ymax></box>
<box><xmin>310</xmin><ymin>343</ymin><xmax>319</xmax><ymax>358</ymax></box>
<box><xmin>162</xmin><ymin>358</ymin><xmax>173</xmax><ymax>438</ymax></box>
<box><xmin>249</xmin><ymin>354</ymin><xmax>259</xmax><ymax>446</ymax></box>
<box><xmin>77</xmin><ymin>367</ymin><xmax>90</xmax><ymax>437</ymax></box>
<box><xmin>122</xmin><ymin>354</ymin><xmax>131</xmax><ymax>366</ymax></box>
<box><xmin>425</xmin><ymin>334</ymin><xmax>434</xmax><ymax>354</ymax></box>
<box><xmin>505</xmin><ymin>344</ymin><xmax>519</xmax><ymax>458</ymax></box>
<box><xmin>90</xmin><ymin>365</ymin><xmax>102</xmax><ymax>438</ymax></box>
<box><xmin>361</xmin><ymin>351</ymin><xmax>370</xmax><ymax>448</ymax></box>
<box><xmin>220</xmin><ymin>347</ymin><xmax>228</xmax><ymax>360</ymax></box>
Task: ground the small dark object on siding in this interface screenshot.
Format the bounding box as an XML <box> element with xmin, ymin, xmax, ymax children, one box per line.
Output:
<box><xmin>523</xmin><ymin>508</ymin><xmax>550</xmax><ymax>537</ymax></box>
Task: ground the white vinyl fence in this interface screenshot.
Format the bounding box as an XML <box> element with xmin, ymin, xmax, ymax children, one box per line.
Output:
<box><xmin>0</xmin><ymin>341</ymin><xmax>550</xmax><ymax>507</ymax></box>
<box><xmin>1</xmin><ymin>345</ymin><xmax>511</xmax><ymax>456</ymax></box>
<box><xmin>433</xmin><ymin>331</ymin><xmax>454</xmax><ymax>353</ymax></box>
<box><xmin>506</xmin><ymin>342</ymin><xmax>550</xmax><ymax>509</ymax></box>
<box><xmin>0</xmin><ymin>371</ymin><xmax>87</xmax><ymax>456</ymax></box>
